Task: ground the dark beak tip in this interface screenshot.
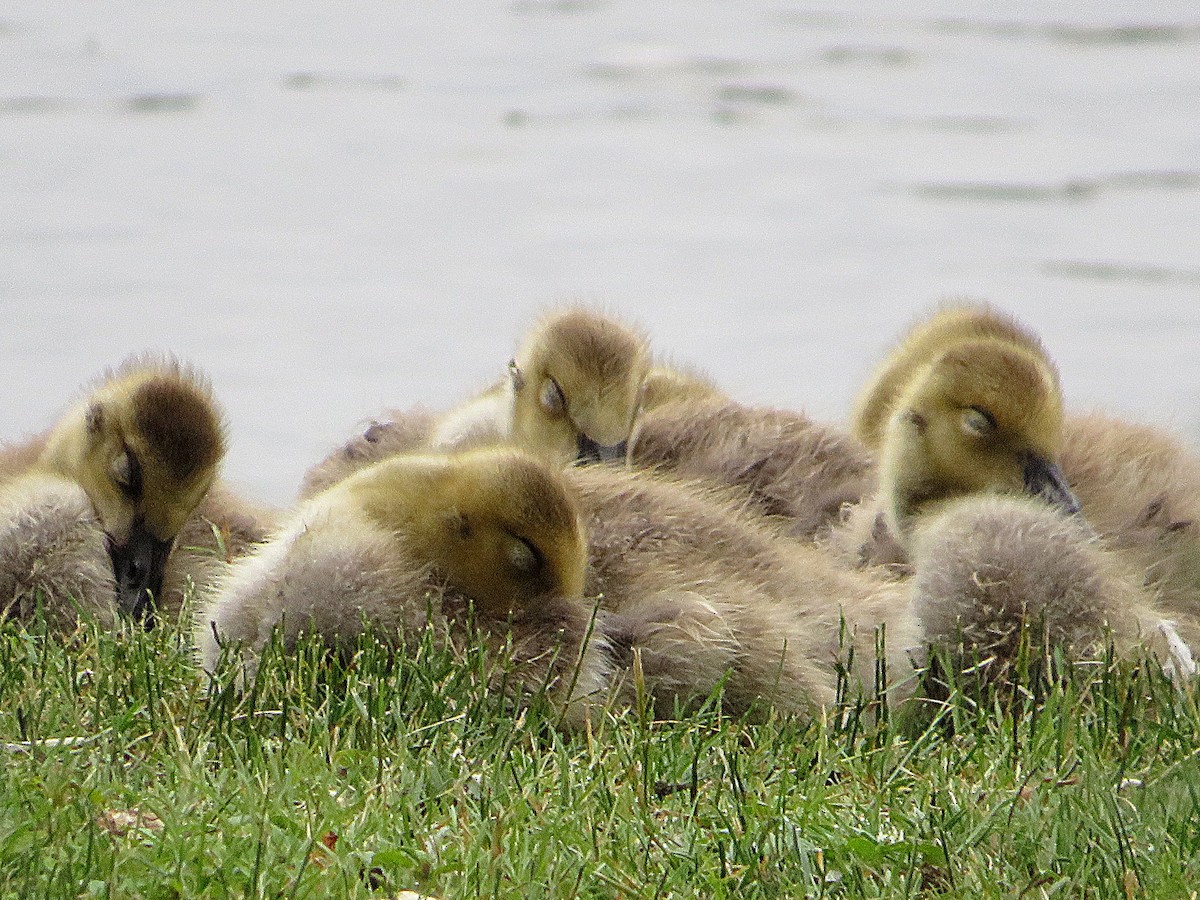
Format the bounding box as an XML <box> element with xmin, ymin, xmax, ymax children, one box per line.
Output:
<box><xmin>597</xmin><ymin>440</ymin><xmax>628</xmax><ymax>463</ymax></box>
<box><xmin>576</xmin><ymin>434</ymin><xmax>627</xmax><ymax>465</ymax></box>
<box><xmin>107</xmin><ymin>526</ymin><xmax>173</xmax><ymax>626</ymax></box>
<box><xmin>1022</xmin><ymin>453</ymin><xmax>1082</xmax><ymax>517</ymax></box>
<box><xmin>114</xmin><ymin>584</ymin><xmax>154</xmax><ymax>629</ymax></box>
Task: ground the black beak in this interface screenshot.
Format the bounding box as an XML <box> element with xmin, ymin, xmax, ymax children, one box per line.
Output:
<box><xmin>107</xmin><ymin>522</ymin><xmax>174</xmax><ymax>627</ymax></box>
<box><xmin>576</xmin><ymin>434</ymin><xmax>628</xmax><ymax>465</ymax></box>
<box><xmin>1022</xmin><ymin>452</ymin><xmax>1082</xmax><ymax>516</ymax></box>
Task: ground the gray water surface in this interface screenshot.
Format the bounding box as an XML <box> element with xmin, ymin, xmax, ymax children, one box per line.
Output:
<box><xmin>2</xmin><ymin>1</ymin><xmax>1198</xmax><ymax>504</ymax></box>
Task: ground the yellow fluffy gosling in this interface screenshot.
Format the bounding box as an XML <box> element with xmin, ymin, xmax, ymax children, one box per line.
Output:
<box><xmin>0</xmin><ymin>357</ymin><xmax>228</xmax><ymax>627</ymax></box>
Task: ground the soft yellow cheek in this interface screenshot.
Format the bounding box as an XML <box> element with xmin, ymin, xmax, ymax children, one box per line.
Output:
<box><xmin>153</xmin><ymin>508</ymin><xmax>193</xmax><ymax>541</ymax></box>
<box><xmin>973</xmin><ymin>457</ymin><xmax>1024</xmax><ymax>494</ymax></box>
<box><xmin>927</xmin><ymin>439</ymin><xmax>978</xmax><ymax>478</ymax></box>
<box><xmin>528</xmin><ymin>420</ymin><xmax>578</xmax><ymax>467</ymax></box>
<box><xmin>136</xmin><ymin>484</ymin><xmax>203</xmax><ymax>541</ymax></box>
<box><xmin>924</xmin><ymin>447</ymin><xmax>1006</xmax><ymax>496</ymax></box>
<box><xmin>90</xmin><ymin>495</ymin><xmax>136</xmax><ymax>541</ymax></box>
<box><xmin>558</xmin><ymin>549</ymin><xmax>587</xmax><ymax>598</ymax></box>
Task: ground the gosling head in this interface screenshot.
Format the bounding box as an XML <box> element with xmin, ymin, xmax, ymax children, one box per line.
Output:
<box><xmin>853</xmin><ymin>302</ymin><xmax>1052</xmax><ymax>451</ymax></box>
<box><xmin>40</xmin><ymin>357</ymin><xmax>225</xmax><ymax>623</ymax></box>
<box><xmin>349</xmin><ymin>448</ymin><xmax>588</xmax><ymax>617</ymax></box>
<box><xmin>878</xmin><ymin>335</ymin><xmax>1079</xmax><ymax>546</ymax></box>
<box><xmin>506</xmin><ymin>308</ymin><xmax>650</xmax><ymax>467</ymax></box>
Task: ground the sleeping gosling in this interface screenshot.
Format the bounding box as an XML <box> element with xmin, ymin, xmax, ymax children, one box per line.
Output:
<box><xmin>0</xmin><ymin>357</ymin><xmax>226</xmax><ymax>627</ymax></box>
<box><xmin>432</xmin><ymin>307</ymin><xmax>651</xmax><ymax>466</ymax></box>
<box><xmin>202</xmin><ymin>447</ymin><xmax>925</xmax><ymax>723</ymax></box>
<box><xmin>299</xmin><ymin>308</ymin><xmax>653</xmax><ymax>501</ymax></box>
<box><xmin>840</xmin><ymin>303</ymin><xmax>1196</xmax><ymax>681</ymax></box>
<box><xmin>195</xmin><ymin>447</ymin><xmax>611</xmax><ymax>720</ymax></box>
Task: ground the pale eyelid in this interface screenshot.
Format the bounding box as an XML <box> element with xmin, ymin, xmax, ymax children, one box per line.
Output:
<box><xmin>116</xmin><ymin>450</ymin><xmax>145</xmax><ymax>500</ymax></box>
<box><xmin>542</xmin><ymin>377</ymin><xmax>567</xmax><ymax>415</ymax></box>
<box><xmin>509</xmin><ymin>533</ymin><xmax>545</xmax><ymax>575</ymax></box>
<box><xmin>966</xmin><ymin>405</ymin><xmax>997</xmax><ymax>431</ymax></box>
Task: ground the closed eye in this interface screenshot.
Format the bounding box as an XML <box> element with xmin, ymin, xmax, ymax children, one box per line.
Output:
<box><xmin>540</xmin><ymin>378</ymin><xmax>567</xmax><ymax>416</ymax></box>
<box><xmin>508</xmin><ymin>534</ymin><xmax>546</xmax><ymax>576</ymax></box>
<box><xmin>962</xmin><ymin>406</ymin><xmax>997</xmax><ymax>437</ymax></box>
<box><xmin>112</xmin><ymin>450</ymin><xmax>145</xmax><ymax>501</ymax></box>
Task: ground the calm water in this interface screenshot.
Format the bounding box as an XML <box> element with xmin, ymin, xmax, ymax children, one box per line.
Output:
<box><xmin>2</xmin><ymin>1</ymin><xmax>1198</xmax><ymax>505</ymax></box>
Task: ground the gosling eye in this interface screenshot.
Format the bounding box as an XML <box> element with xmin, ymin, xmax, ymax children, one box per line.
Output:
<box><xmin>539</xmin><ymin>378</ymin><xmax>567</xmax><ymax>417</ymax></box>
<box><xmin>507</xmin><ymin>535</ymin><xmax>544</xmax><ymax>576</ymax></box>
<box><xmin>110</xmin><ymin>450</ymin><xmax>144</xmax><ymax>500</ymax></box>
<box><xmin>962</xmin><ymin>406</ymin><xmax>997</xmax><ymax>438</ymax></box>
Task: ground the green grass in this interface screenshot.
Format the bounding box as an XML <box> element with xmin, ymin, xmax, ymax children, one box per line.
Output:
<box><xmin>0</xmin><ymin>607</ymin><xmax>1198</xmax><ymax>899</ymax></box>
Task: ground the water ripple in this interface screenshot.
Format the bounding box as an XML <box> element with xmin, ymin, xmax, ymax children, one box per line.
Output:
<box><xmin>1048</xmin><ymin>23</ymin><xmax>1200</xmax><ymax>46</ymax></box>
<box><xmin>1044</xmin><ymin>260</ymin><xmax>1200</xmax><ymax>286</ymax></box>
<box><xmin>913</xmin><ymin>171</ymin><xmax>1200</xmax><ymax>204</ymax></box>
<box><xmin>912</xmin><ymin>181</ymin><xmax>1098</xmax><ymax>203</ymax></box>
<box><xmin>889</xmin><ymin>114</ymin><xmax>1027</xmax><ymax>133</ymax></box>
<box><xmin>510</xmin><ymin>0</ymin><xmax>608</xmax><ymax>13</ymax></box>
<box><xmin>1105</xmin><ymin>171</ymin><xmax>1200</xmax><ymax>191</ymax></box>
<box><xmin>0</xmin><ymin>97</ymin><xmax>80</xmax><ymax>115</ymax></box>
<box><xmin>586</xmin><ymin>44</ymin><xmax>743</xmax><ymax>80</ymax></box>
<box><xmin>125</xmin><ymin>93</ymin><xmax>202</xmax><ymax>114</ymax></box>
<box><xmin>932</xmin><ymin>18</ymin><xmax>1200</xmax><ymax>45</ymax></box>
<box><xmin>714</xmin><ymin>83</ymin><xmax>797</xmax><ymax>106</ymax></box>
<box><xmin>821</xmin><ymin>45</ymin><xmax>913</xmax><ymax>67</ymax></box>
<box><xmin>283</xmin><ymin>73</ymin><xmax>406</xmax><ymax>92</ymax></box>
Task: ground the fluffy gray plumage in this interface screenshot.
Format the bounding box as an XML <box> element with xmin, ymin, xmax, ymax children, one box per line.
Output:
<box><xmin>0</xmin><ymin>479</ymin><xmax>118</xmax><ymax>631</ymax></box>
<box><xmin>910</xmin><ymin>496</ymin><xmax>1170</xmax><ymax>686</ymax></box>
<box><xmin>629</xmin><ymin>395</ymin><xmax>876</xmax><ymax>543</ymax></box>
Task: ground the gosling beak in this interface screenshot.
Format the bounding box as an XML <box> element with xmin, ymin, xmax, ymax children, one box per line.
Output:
<box><xmin>1021</xmin><ymin>452</ymin><xmax>1082</xmax><ymax>516</ymax></box>
<box><xmin>576</xmin><ymin>433</ymin><xmax>628</xmax><ymax>465</ymax></box>
<box><xmin>107</xmin><ymin>521</ymin><xmax>174</xmax><ymax>627</ymax></box>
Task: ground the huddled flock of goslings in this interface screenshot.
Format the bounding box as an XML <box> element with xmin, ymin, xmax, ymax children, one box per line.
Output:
<box><xmin>2</xmin><ymin>303</ymin><xmax>1198</xmax><ymax>726</ymax></box>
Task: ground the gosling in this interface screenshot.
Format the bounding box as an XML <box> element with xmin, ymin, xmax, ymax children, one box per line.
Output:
<box><xmin>195</xmin><ymin>447</ymin><xmax>613</xmax><ymax>717</ymax></box>
<box><xmin>911</xmin><ymin>495</ymin><xmax>1195</xmax><ymax>689</ymax></box>
<box><xmin>0</xmin><ymin>356</ymin><xmax>255</xmax><ymax>629</ymax></box>
<box><xmin>299</xmin><ymin>308</ymin><xmax>652</xmax><ymax>498</ymax></box>
<box><xmin>839</xmin><ymin>303</ymin><xmax>1196</xmax><ymax>679</ymax></box>
<box><xmin>433</xmin><ymin>307</ymin><xmax>651</xmax><ymax>466</ymax></box>
<box><xmin>202</xmin><ymin>447</ymin><xmax>925</xmax><ymax>723</ymax></box>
